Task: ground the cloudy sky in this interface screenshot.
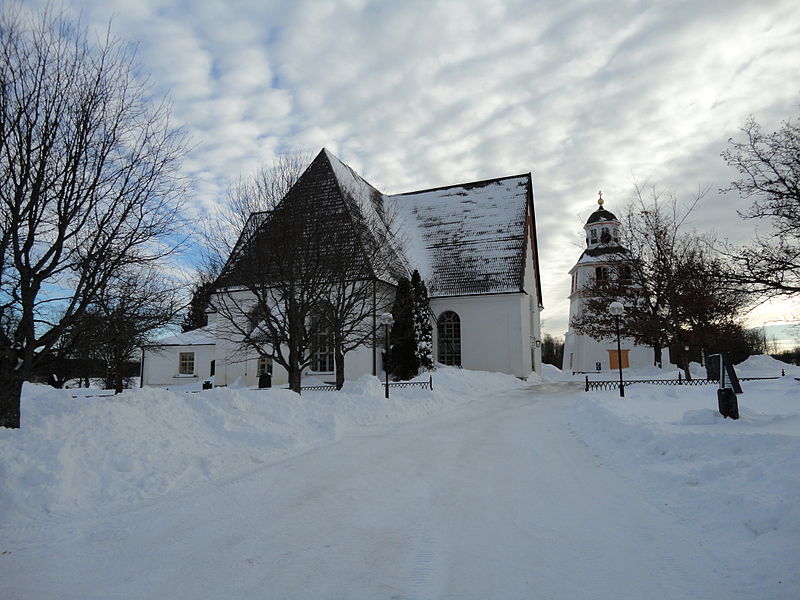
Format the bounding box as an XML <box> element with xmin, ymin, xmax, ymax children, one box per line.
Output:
<box><xmin>22</xmin><ymin>0</ymin><xmax>800</xmax><ymax>340</ymax></box>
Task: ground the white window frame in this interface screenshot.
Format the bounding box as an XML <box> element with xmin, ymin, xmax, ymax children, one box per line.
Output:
<box><xmin>178</xmin><ymin>352</ymin><xmax>195</xmax><ymax>375</ymax></box>
<box><xmin>311</xmin><ymin>327</ymin><xmax>335</xmax><ymax>373</ymax></box>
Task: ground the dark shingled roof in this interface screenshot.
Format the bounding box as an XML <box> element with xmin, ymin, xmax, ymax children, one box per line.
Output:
<box><xmin>586</xmin><ymin>207</ymin><xmax>618</xmax><ymax>224</ymax></box>
<box><xmin>217</xmin><ymin>150</ymin><xmax>405</xmax><ymax>289</ymax></box>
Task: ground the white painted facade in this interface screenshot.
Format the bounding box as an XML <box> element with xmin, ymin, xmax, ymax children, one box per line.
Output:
<box><xmin>431</xmin><ymin>292</ymin><xmax>540</xmax><ymax>378</ymax></box>
<box><xmin>140</xmin><ymin>326</ymin><xmax>217</xmax><ymax>387</ymax></box>
<box><xmin>562</xmin><ymin>199</ymin><xmax>652</xmax><ymax>374</ymax></box>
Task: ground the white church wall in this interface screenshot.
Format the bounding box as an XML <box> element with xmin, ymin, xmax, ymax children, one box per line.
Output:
<box><xmin>431</xmin><ymin>293</ymin><xmax>534</xmax><ymax>378</ymax></box>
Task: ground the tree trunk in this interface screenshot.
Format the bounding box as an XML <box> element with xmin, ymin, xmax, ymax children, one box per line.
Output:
<box><xmin>0</xmin><ymin>360</ymin><xmax>23</xmax><ymax>428</ymax></box>
<box><xmin>652</xmin><ymin>344</ymin><xmax>663</xmax><ymax>368</ymax></box>
<box><xmin>288</xmin><ymin>366</ymin><xmax>302</xmax><ymax>394</ymax></box>
<box><xmin>335</xmin><ymin>346</ymin><xmax>345</xmax><ymax>390</ymax></box>
<box><xmin>114</xmin><ymin>366</ymin><xmax>124</xmax><ymax>394</ymax></box>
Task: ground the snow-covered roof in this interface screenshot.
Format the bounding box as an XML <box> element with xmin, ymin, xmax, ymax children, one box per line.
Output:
<box><xmin>390</xmin><ymin>175</ymin><xmax>532</xmax><ymax>297</ymax></box>
<box><xmin>575</xmin><ymin>245</ymin><xmax>629</xmax><ymax>266</ymax></box>
<box><xmin>148</xmin><ymin>325</ymin><xmax>216</xmax><ymax>347</ymax></box>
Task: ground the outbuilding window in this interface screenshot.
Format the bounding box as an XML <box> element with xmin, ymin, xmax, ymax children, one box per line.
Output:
<box><xmin>257</xmin><ymin>356</ymin><xmax>273</xmax><ymax>376</ymax></box>
<box><xmin>179</xmin><ymin>352</ymin><xmax>195</xmax><ymax>375</ymax></box>
<box><xmin>437</xmin><ymin>311</ymin><xmax>461</xmax><ymax>366</ymax></box>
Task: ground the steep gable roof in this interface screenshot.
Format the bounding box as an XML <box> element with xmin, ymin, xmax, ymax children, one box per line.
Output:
<box><xmin>390</xmin><ymin>174</ymin><xmax>536</xmax><ymax>298</ymax></box>
<box><xmin>217</xmin><ymin>149</ymin><xmax>404</xmax><ymax>289</ymax></box>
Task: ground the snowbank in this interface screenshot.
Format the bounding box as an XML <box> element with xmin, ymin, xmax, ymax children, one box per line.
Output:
<box><xmin>0</xmin><ymin>367</ymin><xmax>524</xmax><ymax>522</ymax></box>
<box><xmin>734</xmin><ymin>353</ymin><xmax>800</xmax><ymax>377</ymax></box>
<box><xmin>571</xmin><ymin>374</ymin><xmax>800</xmax><ymax>597</ymax></box>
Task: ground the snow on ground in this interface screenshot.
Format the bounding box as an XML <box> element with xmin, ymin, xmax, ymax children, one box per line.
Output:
<box><xmin>571</xmin><ymin>356</ymin><xmax>800</xmax><ymax>597</ymax></box>
<box><xmin>0</xmin><ymin>356</ymin><xmax>798</xmax><ymax>598</ymax></box>
<box><xmin>0</xmin><ymin>367</ymin><xmax>523</xmax><ymax>522</ymax></box>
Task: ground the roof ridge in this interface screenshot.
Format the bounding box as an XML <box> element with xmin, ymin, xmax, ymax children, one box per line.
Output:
<box><xmin>391</xmin><ymin>172</ymin><xmax>531</xmax><ymax>197</ymax></box>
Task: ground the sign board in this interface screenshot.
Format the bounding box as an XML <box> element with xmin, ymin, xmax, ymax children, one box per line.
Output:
<box><xmin>707</xmin><ymin>353</ymin><xmax>743</xmax><ymax>394</ymax></box>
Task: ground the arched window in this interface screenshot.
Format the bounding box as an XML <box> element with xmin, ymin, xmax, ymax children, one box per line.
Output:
<box><xmin>590</xmin><ymin>228</ymin><xmax>598</xmax><ymax>244</ymax></box>
<box><xmin>437</xmin><ymin>311</ymin><xmax>461</xmax><ymax>366</ymax></box>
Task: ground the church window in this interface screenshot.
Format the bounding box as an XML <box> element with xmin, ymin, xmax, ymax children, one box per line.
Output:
<box><xmin>590</xmin><ymin>228</ymin><xmax>598</xmax><ymax>244</ymax></box>
<box><xmin>600</xmin><ymin>227</ymin><xmax>611</xmax><ymax>244</ymax></box>
<box><xmin>619</xmin><ymin>264</ymin><xmax>632</xmax><ymax>284</ymax></box>
<box><xmin>312</xmin><ymin>327</ymin><xmax>335</xmax><ymax>372</ymax></box>
<box><xmin>595</xmin><ymin>266</ymin><xmax>609</xmax><ymax>284</ymax></box>
<box><xmin>437</xmin><ymin>311</ymin><xmax>461</xmax><ymax>366</ymax></box>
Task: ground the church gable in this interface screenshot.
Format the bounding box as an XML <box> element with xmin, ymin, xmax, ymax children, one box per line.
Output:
<box><xmin>218</xmin><ymin>150</ymin><xmax>398</xmax><ymax>289</ymax></box>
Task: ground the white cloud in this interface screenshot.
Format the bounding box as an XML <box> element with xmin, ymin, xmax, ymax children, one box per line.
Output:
<box><xmin>21</xmin><ymin>0</ymin><xmax>800</xmax><ymax>334</ymax></box>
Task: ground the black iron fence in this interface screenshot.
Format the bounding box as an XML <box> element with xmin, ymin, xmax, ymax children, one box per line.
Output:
<box><xmin>300</xmin><ymin>376</ymin><xmax>434</xmax><ymax>392</ymax></box>
<box><xmin>585</xmin><ymin>373</ymin><xmax>783</xmax><ymax>392</ymax></box>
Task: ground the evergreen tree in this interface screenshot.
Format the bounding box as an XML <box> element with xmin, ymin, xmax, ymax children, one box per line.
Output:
<box><xmin>411</xmin><ymin>270</ymin><xmax>434</xmax><ymax>370</ymax></box>
<box><xmin>182</xmin><ymin>281</ymin><xmax>214</xmax><ymax>332</ymax></box>
<box><xmin>389</xmin><ymin>277</ymin><xmax>418</xmax><ymax>380</ymax></box>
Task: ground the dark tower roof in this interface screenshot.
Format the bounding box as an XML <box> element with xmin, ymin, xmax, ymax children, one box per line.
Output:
<box><xmin>586</xmin><ymin>206</ymin><xmax>618</xmax><ymax>224</ymax></box>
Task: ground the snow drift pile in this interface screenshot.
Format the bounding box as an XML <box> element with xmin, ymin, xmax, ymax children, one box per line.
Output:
<box><xmin>571</xmin><ymin>354</ymin><xmax>800</xmax><ymax>595</ymax></box>
<box><xmin>0</xmin><ymin>367</ymin><xmax>524</xmax><ymax>522</ymax></box>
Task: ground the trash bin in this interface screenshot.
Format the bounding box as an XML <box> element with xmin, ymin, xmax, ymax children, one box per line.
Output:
<box><xmin>718</xmin><ymin>387</ymin><xmax>739</xmax><ymax>419</ymax></box>
<box><xmin>258</xmin><ymin>373</ymin><xmax>272</xmax><ymax>389</ymax></box>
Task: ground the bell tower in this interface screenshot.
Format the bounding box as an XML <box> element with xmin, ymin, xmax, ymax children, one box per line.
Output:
<box><xmin>562</xmin><ymin>192</ymin><xmax>649</xmax><ymax>374</ymax></box>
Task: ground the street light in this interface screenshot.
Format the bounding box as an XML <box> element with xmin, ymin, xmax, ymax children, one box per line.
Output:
<box><xmin>608</xmin><ymin>301</ymin><xmax>625</xmax><ymax>398</ymax></box>
<box><xmin>379</xmin><ymin>312</ymin><xmax>394</xmax><ymax>398</ymax></box>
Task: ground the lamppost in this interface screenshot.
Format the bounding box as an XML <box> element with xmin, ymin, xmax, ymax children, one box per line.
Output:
<box><xmin>380</xmin><ymin>312</ymin><xmax>394</xmax><ymax>398</ymax></box>
<box><xmin>608</xmin><ymin>301</ymin><xmax>625</xmax><ymax>397</ymax></box>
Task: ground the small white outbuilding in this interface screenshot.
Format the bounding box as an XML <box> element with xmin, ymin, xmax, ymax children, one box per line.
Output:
<box><xmin>140</xmin><ymin>326</ymin><xmax>216</xmax><ymax>388</ymax></box>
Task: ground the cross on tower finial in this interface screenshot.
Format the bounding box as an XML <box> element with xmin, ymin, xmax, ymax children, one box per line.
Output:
<box><xmin>598</xmin><ymin>190</ymin><xmax>604</xmax><ymax>206</ymax></box>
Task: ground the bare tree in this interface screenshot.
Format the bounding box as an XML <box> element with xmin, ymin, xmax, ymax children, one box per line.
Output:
<box><xmin>0</xmin><ymin>6</ymin><xmax>188</xmax><ymax>427</ymax></box>
<box><xmin>213</xmin><ymin>190</ymin><xmax>335</xmax><ymax>393</ymax></box>
<box><xmin>317</xmin><ymin>188</ymin><xmax>403</xmax><ymax>389</ymax></box>
<box><xmin>84</xmin><ymin>267</ymin><xmax>182</xmax><ymax>393</ymax></box>
<box><xmin>200</xmin><ymin>150</ymin><xmax>311</xmax><ymax>277</ymax></box>
<box><xmin>721</xmin><ymin>112</ymin><xmax>800</xmax><ymax>298</ymax></box>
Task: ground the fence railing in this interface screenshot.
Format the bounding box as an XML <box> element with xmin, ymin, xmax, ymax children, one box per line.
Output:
<box><xmin>585</xmin><ymin>373</ymin><xmax>783</xmax><ymax>392</ymax></box>
<box><xmin>301</xmin><ymin>376</ymin><xmax>434</xmax><ymax>392</ymax></box>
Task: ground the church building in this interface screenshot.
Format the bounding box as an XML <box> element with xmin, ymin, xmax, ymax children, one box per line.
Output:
<box><xmin>562</xmin><ymin>194</ymin><xmax>651</xmax><ymax>374</ymax></box>
<box><xmin>142</xmin><ymin>149</ymin><xmax>543</xmax><ymax>388</ymax></box>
